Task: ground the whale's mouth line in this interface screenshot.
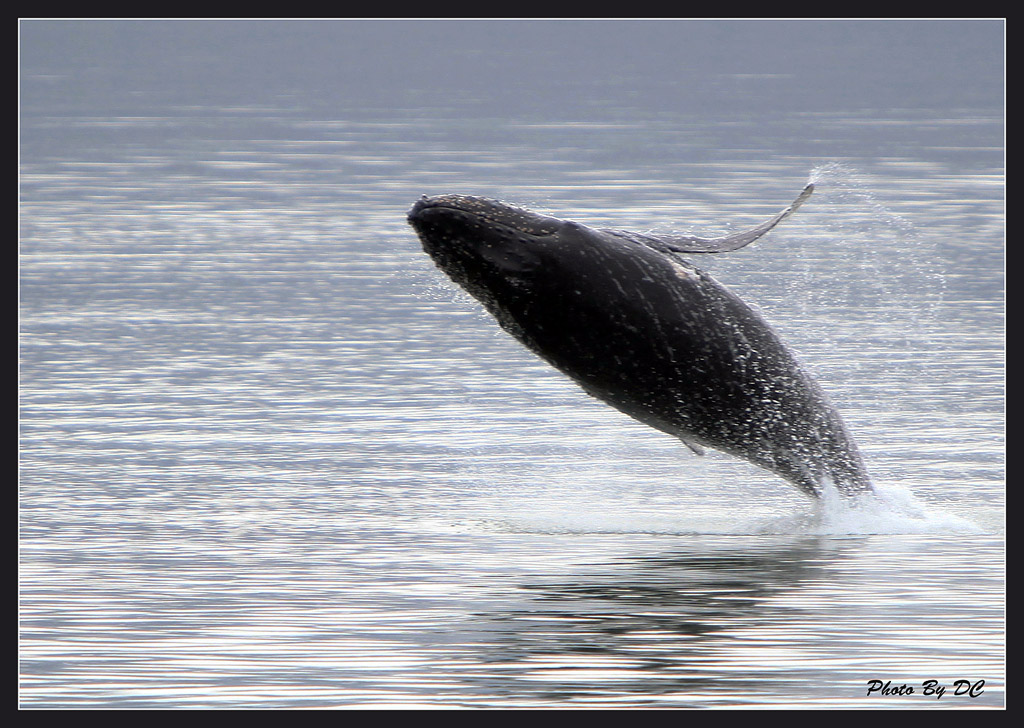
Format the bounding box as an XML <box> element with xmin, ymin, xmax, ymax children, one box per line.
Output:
<box><xmin>408</xmin><ymin>195</ymin><xmax>456</xmax><ymax>219</ymax></box>
<box><xmin>408</xmin><ymin>203</ymin><xmax>516</xmax><ymax>239</ymax></box>
<box><xmin>408</xmin><ymin>197</ymin><xmax>489</xmax><ymax>225</ymax></box>
<box><xmin>408</xmin><ymin>195</ymin><xmax>564</xmax><ymax>237</ymax></box>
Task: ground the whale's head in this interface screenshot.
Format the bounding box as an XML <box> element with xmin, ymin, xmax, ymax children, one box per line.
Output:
<box><xmin>408</xmin><ymin>194</ymin><xmax>571</xmax><ymax>303</ymax></box>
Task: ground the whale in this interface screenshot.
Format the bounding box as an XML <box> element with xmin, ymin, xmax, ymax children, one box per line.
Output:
<box><xmin>407</xmin><ymin>185</ymin><xmax>873</xmax><ymax>498</ymax></box>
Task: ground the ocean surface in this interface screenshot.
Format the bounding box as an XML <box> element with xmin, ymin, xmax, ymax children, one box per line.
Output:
<box><xmin>20</xmin><ymin>20</ymin><xmax>1004</xmax><ymax>709</ymax></box>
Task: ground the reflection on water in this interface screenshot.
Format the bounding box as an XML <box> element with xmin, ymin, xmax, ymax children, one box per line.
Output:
<box><xmin>21</xmin><ymin>20</ymin><xmax>1003</xmax><ymax>709</ymax></box>
<box><xmin>19</xmin><ymin>528</ymin><xmax>1003</xmax><ymax>708</ymax></box>
<box><xmin>469</xmin><ymin>537</ymin><xmax>1002</xmax><ymax>708</ymax></box>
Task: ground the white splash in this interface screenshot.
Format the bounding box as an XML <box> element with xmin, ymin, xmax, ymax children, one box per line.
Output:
<box><xmin>793</xmin><ymin>478</ymin><xmax>986</xmax><ymax>535</ymax></box>
<box><xmin>808</xmin><ymin>161</ymin><xmax>918</xmax><ymax>238</ymax></box>
<box><xmin>469</xmin><ymin>475</ymin><xmax>987</xmax><ymax>538</ymax></box>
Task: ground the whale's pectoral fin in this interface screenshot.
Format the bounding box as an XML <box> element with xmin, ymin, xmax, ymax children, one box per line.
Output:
<box><xmin>680</xmin><ymin>438</ymin><xmax>706</xmax><ymax>456</ymax></box>
<box><xmin>657</xmin><ymin>184</ymin><xmax>814</xmax><ymax>254</ymax></box>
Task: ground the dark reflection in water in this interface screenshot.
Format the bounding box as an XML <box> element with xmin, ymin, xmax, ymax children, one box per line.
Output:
<box><xmin>449</xmin><ymin>539</ymin><xmax>845</xmax><ymax>704</ymax></box>
<box><xmin>524</xmin><ymin>548</ymin><xmax>819</xmax><ymax>614</ymax></box>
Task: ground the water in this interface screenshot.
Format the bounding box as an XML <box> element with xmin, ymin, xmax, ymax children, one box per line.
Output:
<box><xmin>19</xmin><ymin>20</ymin><xmax>1004</xmax><ymax>709</ymax></box>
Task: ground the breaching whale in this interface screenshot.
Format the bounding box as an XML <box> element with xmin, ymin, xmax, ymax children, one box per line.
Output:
<box><xmin>407</xmin><ymin>185</ymin><xmax>873</xmax><ymax>498</ymax></box>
